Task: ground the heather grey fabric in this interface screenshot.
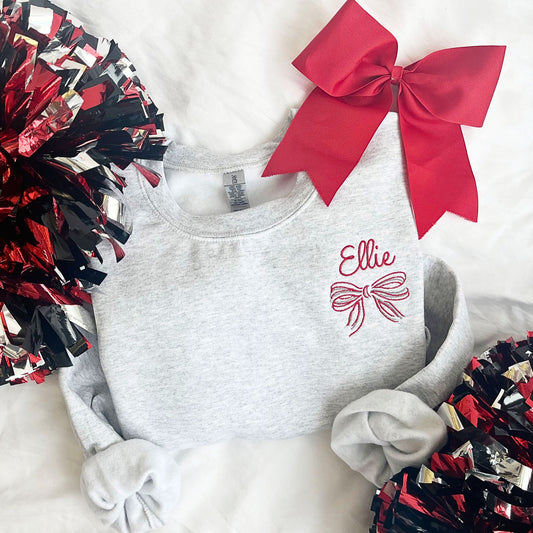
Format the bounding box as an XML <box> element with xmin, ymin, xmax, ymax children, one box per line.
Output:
<box><xmin>58</xmin><ymin>108</ymin><xmax>473</xmax><ymax>532</ymax></box>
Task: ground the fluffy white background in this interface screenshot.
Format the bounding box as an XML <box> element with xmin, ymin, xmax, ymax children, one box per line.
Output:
<box><xmin>1</xmin><ymin>1</ymin><xmax>532</xmax><ymax>532</ymax></box>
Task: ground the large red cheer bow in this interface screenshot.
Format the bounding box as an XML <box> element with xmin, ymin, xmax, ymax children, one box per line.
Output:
<box><xmin>330</xmin><ymin>271</ymin><xmax>410</xmax><ymax>336</ymax></box>
<box><xmin>262</xmin><ymin>0</ymin><xmax>506</xmax><ymax>238</ymax></box>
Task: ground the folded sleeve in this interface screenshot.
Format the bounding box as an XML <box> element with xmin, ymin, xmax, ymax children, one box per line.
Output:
<box><xmin>58</xmin><ymin>321</ymin><xmax>182</xmax><ymax>533</ymax></box>
<box><xmin>330</xmin><ymin>254</ymin><xmax>474</xmax><ymax>487</ymax></box>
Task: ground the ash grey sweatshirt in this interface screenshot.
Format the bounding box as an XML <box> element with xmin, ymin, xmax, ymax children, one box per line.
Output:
<box><xmin>58</xmin><ymin>108</ymin><xmax>474</xmax><ymax>533</ymax></box>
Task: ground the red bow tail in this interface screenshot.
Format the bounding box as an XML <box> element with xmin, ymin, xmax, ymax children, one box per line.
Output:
<box><xmin>398</xmin><ymin>46</ymin><xmax>506</xmax><ymax>236</ymax></box>
<box><xmin>262</xmin><ymin>89</ymin><xmax>391</xmax><ymax>205</ymax></box>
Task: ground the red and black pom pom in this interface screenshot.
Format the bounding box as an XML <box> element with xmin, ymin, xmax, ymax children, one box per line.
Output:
<box><xmin>371</xmin><ymin>332</ymin><xmax>533</xmax><ymax>532</ymax></box>
<box><xmin>0</xmin><ymin>0</ymin><xmax>165</xmax><ymax>386</ymax></box>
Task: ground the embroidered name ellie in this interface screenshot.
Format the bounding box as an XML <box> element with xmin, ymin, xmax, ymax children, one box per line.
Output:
<box><xmin>330</xmin><ymin>239</ymin><xmax>410</xmax><ymax>336</ymax></box>
<box><xmin>338</xmin><ymin>239</ymin><xmax>396</xmax><ymax>276</ymax></box>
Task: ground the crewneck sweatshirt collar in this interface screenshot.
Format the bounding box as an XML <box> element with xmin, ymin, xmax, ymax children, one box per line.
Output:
<box><xmin>137</xmin><ymin>108</ymin><xmax>317</xmax><ymax>239</ymax></box>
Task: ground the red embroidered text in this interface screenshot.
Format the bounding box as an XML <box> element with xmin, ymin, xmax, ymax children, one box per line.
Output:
<box><xmin>339</xmin><ymin>239</ymin><xmax>395</xmax><ymax>277</ymax></box>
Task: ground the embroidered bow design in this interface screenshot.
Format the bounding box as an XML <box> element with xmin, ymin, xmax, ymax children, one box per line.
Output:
<box><xmin>330</xmin><ymin>272</ymin><xmax>410</xmax><ymax>336</ymax></box>
<box><xmin>262</xmin><ymin>0</ymin><xmax>506</xmax><ymax>238</ymax></box>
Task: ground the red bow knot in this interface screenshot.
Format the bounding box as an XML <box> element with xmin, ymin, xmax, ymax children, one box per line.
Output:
<box><xmin>262</xmin><ymin>0</ymin><xmax>506</xmax><ymax>238</ymax></box>
<box><xmin>330</xmin><ymin>271</ymin><xmax>410</xmax><ymax>336</ymax></box>
<box><xmin>390</xmin><ymin>66</ymin><xmax>404</xmax><ymax>86</ymax></box>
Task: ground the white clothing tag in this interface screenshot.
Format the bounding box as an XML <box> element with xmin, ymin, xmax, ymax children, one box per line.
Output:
<box><xmin>223</xmin><ymin>169</ymin><xmax>250</xmax><ymax>211</ymax></box>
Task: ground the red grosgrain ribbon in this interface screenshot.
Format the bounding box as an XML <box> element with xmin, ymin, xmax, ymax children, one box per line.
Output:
<box><xmin>262</xmin><ymin>0</ymin><xmax>506</xmax><ymax>238</ymax></box>
<box><xmin>330</xmin><ymin>271</ymin><xmax>410</xmax><ymax>335</ymax></box>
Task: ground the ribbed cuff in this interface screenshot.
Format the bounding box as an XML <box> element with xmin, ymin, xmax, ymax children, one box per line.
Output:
<box><xmin>331</xmin><ymin>388</ymin><xmax>447</xmax><ymax>486</ymax></box>
<box><xmin>81</xmin><ymin>438</ymin><xmax>181</xmax><ymax>533</ymax></box>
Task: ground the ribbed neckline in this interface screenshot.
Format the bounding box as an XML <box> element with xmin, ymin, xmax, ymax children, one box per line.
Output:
<box><xmin>137</xmin><ymin>108</ymin><xmax>317</xmax><ymax>239</ymax></box>
<box><xmin>137</xmin><ymin>109</ymin><xmax>399</xmax><ymax>239</ymax></box>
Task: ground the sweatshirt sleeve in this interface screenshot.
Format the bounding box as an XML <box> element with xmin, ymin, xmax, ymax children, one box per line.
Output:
<box><xmin>58</xmin><ymin>318</ymin><xmax>182</xmax><ymax>533</ymax></box>
<box><xmin>330</xmin><ymin>254</ymin><xmax>474</xmax><ymax>487</ymax></box>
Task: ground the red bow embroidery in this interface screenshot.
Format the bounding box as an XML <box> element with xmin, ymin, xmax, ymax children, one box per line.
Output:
<box><xmin>330</xmin><ymin>272</ymin><xmax>410</xmax><ymax>336</ymax></box>
<box><xmin>262</xmin><ymin>0</ymin><xmax>506</xmax><ymax>238</ymax></box>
